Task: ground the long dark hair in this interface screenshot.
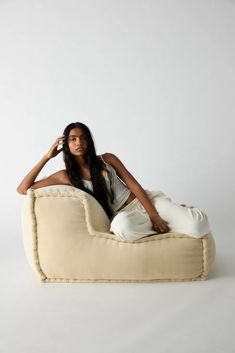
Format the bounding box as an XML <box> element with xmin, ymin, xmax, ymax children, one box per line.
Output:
<box><xmin>62</xmin><ymin>122</ymin><xmax>114</xmax><ymax>219</ymax></box>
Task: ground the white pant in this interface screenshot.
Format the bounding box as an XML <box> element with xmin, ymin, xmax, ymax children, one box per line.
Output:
<box><xmin>110</xmin><ymin>190</ymin><xmax>211</xmax><ymax>241</ymax></box>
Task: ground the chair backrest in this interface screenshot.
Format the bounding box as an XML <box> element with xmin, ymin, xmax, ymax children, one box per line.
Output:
<box><xmin>21</xmin><ymin>185</ymin><xmax>111</xmax><ymax>279</ymax></box>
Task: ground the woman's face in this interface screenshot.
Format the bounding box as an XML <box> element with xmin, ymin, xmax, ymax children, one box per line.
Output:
<box><xmin>67</xmin><ymin>127</ymin><xmax>88</xmax><ymax>156</ymax></box>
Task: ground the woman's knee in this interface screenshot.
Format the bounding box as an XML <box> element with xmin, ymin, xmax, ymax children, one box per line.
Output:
<box><xmin>189</xmin><ymin>209</ymin><xmax>211</xmax><ymax>236</ymax></box>
<box><xmin>110</xmin><ymin>212</ymin><xmax>135</xmax><ymax>239</ymax></box>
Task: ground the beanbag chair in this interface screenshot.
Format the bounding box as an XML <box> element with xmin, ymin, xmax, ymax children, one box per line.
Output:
<box><xmin>21</xmin><ymin>185</ymin><xmax>216</xmax><ymax>282</ymax></box>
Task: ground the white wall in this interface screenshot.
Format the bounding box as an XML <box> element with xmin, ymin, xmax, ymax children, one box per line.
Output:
<box><xmin>0</xmin><ymin>0</ymin><xmax>234</xmax><ymax>250</ymax></box>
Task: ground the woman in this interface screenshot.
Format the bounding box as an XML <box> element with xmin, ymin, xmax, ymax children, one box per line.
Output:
<box><xmin>17</xmin><ymin>122</ymin><xmax>211</xmax><ymax>241</ymax></box>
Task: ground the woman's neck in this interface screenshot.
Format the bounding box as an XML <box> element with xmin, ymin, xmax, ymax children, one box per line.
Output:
<box><xmin>74</xmin><ymin>156</ymin><xmax>88</xmax><ymax>168</ymax></box>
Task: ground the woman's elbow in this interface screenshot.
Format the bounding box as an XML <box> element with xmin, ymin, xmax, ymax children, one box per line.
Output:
<box><xmin>16</xmin><ymin>186</ymin><xmax>27</xmax><ymax>195</ymax></box>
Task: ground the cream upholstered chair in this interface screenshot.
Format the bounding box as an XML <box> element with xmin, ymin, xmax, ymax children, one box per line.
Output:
<box><xmin>21</xmin><ymin>185</ymin><xmax>216</xmax><ymax>283</ymax></box>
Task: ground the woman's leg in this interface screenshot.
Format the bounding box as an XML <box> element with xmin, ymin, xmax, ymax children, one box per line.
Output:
<box><xmin>150</xmin><ymin>192</ymin><xmax>211</xmax><ymax>238</ymax></box>
<box><xmin>110</xmin><ymin>190</ymin><xmax>211</xmax><ymax>241</ymax></box>
<box><xmin>110</xmin><ymin>209</ymin><xmax>155</xmax><ymax>241</ymax></box>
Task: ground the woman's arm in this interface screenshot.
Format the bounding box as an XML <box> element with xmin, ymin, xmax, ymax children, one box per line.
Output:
<box><xmin>16</xmin><ymin>135</ymin><xmax>65</xmax><ymax>194</ymax></box>
<box><xmin>103</xmin><ymin>153</ymin><xmax>170</xmax><ymax>233</ymax></box>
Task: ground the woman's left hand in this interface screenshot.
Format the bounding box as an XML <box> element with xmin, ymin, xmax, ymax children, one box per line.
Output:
<box><xmin>151</xmin><ymin>214</ymin><xmax>170</xmax><ymax>234</ymax></box>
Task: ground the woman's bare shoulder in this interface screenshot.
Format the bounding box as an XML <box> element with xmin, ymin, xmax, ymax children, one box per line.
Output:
<box><xmin>100</xmin><ymin>153</ymin><xmax>139</xmax><ymax>188</ymax></box>
<box><xmin>101</xmin><ymin>152</ymin><xmax>121</xmax><ymax>165</ymax></box>
<box><xmin>99</xmin><ymin>153</ymin><xmax>129</xmax><ymax>175</ymax></box>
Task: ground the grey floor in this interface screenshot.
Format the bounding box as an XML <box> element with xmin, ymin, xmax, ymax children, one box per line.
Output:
<box><xmin>1</xmin><ymin>228</ymin><xmax>234</xmax><ymax>353</ymax></box>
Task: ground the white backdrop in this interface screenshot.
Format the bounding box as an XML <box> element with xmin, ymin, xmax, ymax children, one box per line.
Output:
<box><xmin>0</xmin><ymin>1</ymin><xmax>234</xmax><ymax>352</ymax></box>
<box><xmin>1</xmin><ymin>0</ymin><xmax>234</xmax><ymax>249</ymax></box>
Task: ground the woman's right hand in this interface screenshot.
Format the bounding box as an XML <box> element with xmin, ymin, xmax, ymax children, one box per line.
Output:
<box><xmin>44</xmin><ymin>135</ymin><xmax>65</xmax><ymax>160</ymax></box>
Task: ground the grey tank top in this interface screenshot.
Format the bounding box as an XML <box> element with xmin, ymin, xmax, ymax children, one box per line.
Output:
<box><xmin>82</xmin><ymin>155</ymin><xmax>131</xmax><ymax>213</ymax></box>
